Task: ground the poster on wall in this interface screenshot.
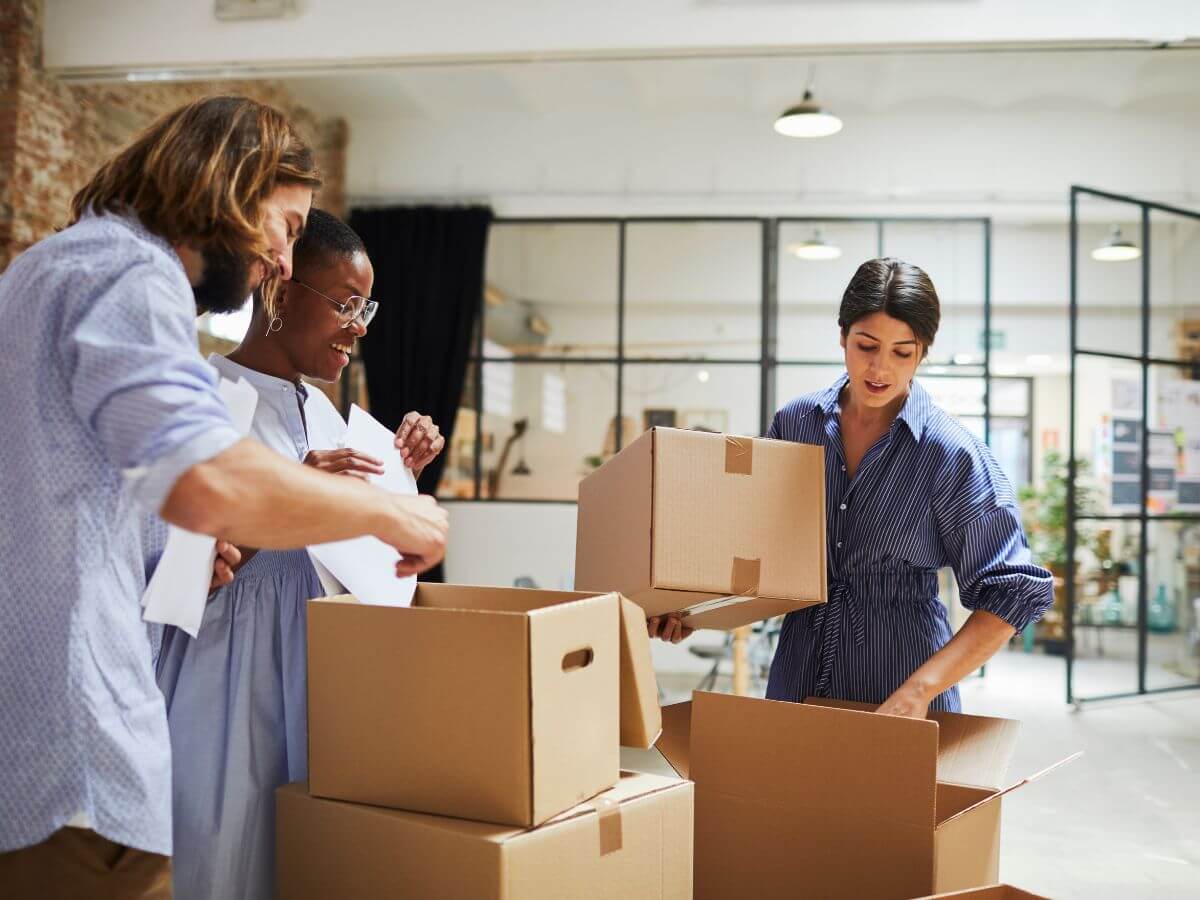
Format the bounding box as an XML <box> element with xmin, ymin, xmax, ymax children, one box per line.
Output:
<box><xmin>1146</xmin><ymin>430</ymin><xmax>1180</xmax><ymax>513</ymax></box>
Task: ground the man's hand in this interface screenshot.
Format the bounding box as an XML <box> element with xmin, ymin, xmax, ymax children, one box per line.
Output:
<box><xmin>376</xmin><ymin>494</ymin><xmax>450</xmax><ymax>577</ymax></box>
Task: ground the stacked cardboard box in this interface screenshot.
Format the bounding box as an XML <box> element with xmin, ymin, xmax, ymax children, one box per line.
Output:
<box><xmin>277</xmin><ymin>584</ymin><xmax>693</xmax><ymax>899</ymax></box>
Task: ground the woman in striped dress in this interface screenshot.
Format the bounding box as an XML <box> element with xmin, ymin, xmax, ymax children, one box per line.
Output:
<box><xmin>768</xmin><ymin>256</ymin><xmax>1053</xmax><ymax>715</ymax></box>
<box><xmin>654</xmin><ymin>257</ymin><xmax>1053</xmax><ymax>716</ymax></box>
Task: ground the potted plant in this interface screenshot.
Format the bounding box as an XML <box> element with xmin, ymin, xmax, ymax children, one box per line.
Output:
<box><xmin>1018</xmin><ymin>451</ymin><xmax>1101</xmax><ymax>652</ymax></box>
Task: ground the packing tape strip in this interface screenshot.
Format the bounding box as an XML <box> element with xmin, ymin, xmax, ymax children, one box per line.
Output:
<box><xmin>596</xmin><ymin>797</ymin><xmax>623</xmax><ymax>855</ymax></box>
<box><xmin>731</xmin><ymin>557</ymin><xmax>761</xmax><ymax>596</ymax></box>
<box><xmin>724</xmin><ymin>435</ymin><xmax>753</xmax><ymax>476</ymax></box>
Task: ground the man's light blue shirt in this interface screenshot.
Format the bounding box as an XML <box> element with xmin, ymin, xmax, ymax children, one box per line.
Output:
<box><xmin>0</xmin><ymin>211</ymin><xmax>241</xmax><ymax>854</ymax></box>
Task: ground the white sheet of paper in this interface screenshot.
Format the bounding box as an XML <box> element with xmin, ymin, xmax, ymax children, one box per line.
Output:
<box><xmin>308</xmin><ymin>404</ymin><xmax>419</xmax><ymax>607</ymax></box>
<box><xmin>142</xmin><ymin>375</ymin><xmax>259</xmax><ymax>636</ymax></box>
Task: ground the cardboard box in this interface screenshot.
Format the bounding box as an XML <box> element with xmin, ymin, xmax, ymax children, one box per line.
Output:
<box><xmin>917</xmin><ymin>887</ymin><xmax>1049</xmax><ymax>900</ymax></box>
<box><xmin>576</xmin><ymin>427</ymin><xmax>828</xmax><ymax>630</ymax></box>
<box><xmin>307</xmin><ymin>585</ymin><xmax>661</xmax><ymax>828</ymax></box>
<box><xmin>655</xmin><ymin>692</ymin><xmax>1078</xmax><ymax>900</ymax></box>
<box><xmin>276</xmin><ymin>772</ymin><xmax>693</xmax><ymax>900</ymax></box>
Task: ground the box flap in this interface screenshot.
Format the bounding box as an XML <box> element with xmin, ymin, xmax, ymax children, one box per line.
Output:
<box><xmin>928</xmin><ymin>709</ymin><xmax>1021</xmax><ymax>792</ymax></box>
<box><xmin>694</xmin><ymin>691</ymin><xmax>939</xmax><ymax>829</ymax></box>
<box><xmin>937</xmin><ymin>752</ymin><xmax>1083</xmax><ymax>829</ymax></box>
<box><xmin>918</xmin><ymin>886</ymin><xmax>1049</xmax><ymax>900</ymax></box>
<box><xmin>414</xmin><ymin>583</ymin><xmax>597</xmax><ymax>613</ymax></box>
<box><xmin>617</xmin><ymin>596</ymin><xmax>662</xmax><ymax>749</ymax></box>
<box><xmin>804</xmin><ymin>696</ymin><xmax>1022</xmax><ymax>792</ymax></box>
<box><xmin>655</xmin><ymin>700</ymin><xmax>692</xmax><ymax>779</ymax></box>
<box><xmin>650</xmin><ymin>428</ymin><xmax>826</xmax><ymax>602</ymax></box>
<box><xmin>575</xmin><ymin>427</ymin><xmax>654</xmax><ymax>599</ymax></box>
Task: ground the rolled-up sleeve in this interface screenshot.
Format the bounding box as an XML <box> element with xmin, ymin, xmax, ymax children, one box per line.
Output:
<box><xmin>943</xmin><ymin>506</ymin><xmax>1055</xmax><ymax>633</ymax></box>
<box><xmin>64</xmin><ymin>262</ymin><xmax>243</xmax><ymax>514</ymax></box>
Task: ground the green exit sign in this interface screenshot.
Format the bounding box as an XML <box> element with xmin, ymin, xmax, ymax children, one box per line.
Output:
<box><xmin>979</xmin><ymin>330</ymin><xmax>1006</xmax><ymax>350</ymax></box>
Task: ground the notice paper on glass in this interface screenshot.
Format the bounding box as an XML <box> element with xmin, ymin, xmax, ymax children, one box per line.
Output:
<box><xmin>307</xmin><ymin>404</ymin><xmax>419</xmax><ymax>607</ymax></box>
<box><xmin>142</xmin><ymin>375</ymin><xmax>260</xmax><ymax>637</ymax></box>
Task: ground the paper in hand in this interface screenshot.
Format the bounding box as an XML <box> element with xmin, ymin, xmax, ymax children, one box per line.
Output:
<box><xmin>142</xmin><ymin>375</ymin><xmax>259</xmax><ymax>636</ymax></box>
<box><xmin>308</xmin><ymin>404</ymin><xmax>418</xmax><ymax>607</ymax></box>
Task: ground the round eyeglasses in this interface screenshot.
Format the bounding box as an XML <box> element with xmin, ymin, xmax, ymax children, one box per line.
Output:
<box><xmin>293</xmin><ymin>279</ymin><xmax>378</xmax><ymax>329</ymax></box>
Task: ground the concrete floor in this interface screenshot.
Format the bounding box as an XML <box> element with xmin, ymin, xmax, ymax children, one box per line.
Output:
<box><xmin>625</xmin><ymin>649</ymin><xmax>1200</xmax><ymax>899</ymax></box>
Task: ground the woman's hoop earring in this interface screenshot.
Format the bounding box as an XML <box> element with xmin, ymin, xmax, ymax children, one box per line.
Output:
<box><xmin>266</xmin><ymin>316</ymin><xmax>284</xmax><ymax>336</ymax></box>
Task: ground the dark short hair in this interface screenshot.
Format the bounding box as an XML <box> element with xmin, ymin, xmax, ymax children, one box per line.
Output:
<box><xmin>838</xmin><ymin>257</ymin><xmax>940</xmax><ymax>354</ymax></box>
<box><xmin>294</xmin><ymin>208</ymin><xmax>367</xmax><ymax>273</ymax></box>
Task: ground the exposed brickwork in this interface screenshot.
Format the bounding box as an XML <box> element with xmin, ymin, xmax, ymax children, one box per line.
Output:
<box><xmin>0</xmin><ymin>0</ymin><xmax>347</xmax><ymax>271</ymax></box>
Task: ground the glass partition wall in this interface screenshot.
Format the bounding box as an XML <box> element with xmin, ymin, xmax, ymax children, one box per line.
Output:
<box><xmin>1067</xmin><ymin>186</ymin><xmax>1200</xmax><ymax>704</ymax></box>
<box><xmin>440</xmin><ymin>215</ymin><xmax>997</xmax><ymax>502</ymax></box>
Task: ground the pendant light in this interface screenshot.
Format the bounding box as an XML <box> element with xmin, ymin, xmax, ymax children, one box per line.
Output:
<box><xmin>787</xmin><ymin>228</ymin><xmax>842</xmax><ymax>261</ymax></box>
<box><xmin>1091</xmin><ymin>225</ymin><xmax>1141</xmax><ymax>262</ymax></box>
<box><xmin>774</xmin><ymin>68</ymin><xmax>842</xmax><ymax>138</ymax></box>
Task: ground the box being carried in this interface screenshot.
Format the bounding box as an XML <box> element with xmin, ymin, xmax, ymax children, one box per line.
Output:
<box><xmin>276</xmin><ymin>772</ymin><xmax>693</xmax><ymax>900</ymax></box>
<box><xmin>576</xmin><ymin>427</ymin><xmax>828</xmax><ymax>630</ymax></box>
<box><xmin>655</xmin><ymin>693</ymin><xmax>1079</xmax><ymax>900</ymax></box>
<box><xmin>307</xmin><ymin>585</ymin><xmax>661</xmax><ymax>828</ymax></box>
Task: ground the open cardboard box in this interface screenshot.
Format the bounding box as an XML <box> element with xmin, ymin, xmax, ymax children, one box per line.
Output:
<box><xmin>307</xmin><ymin>585</ymin><xmax>661</xmax><ymax>828</ymax></box>
<box><xmin>576</xmin><ymin>427</ymin><xmax>828</xmax><ymax>630</ymax></box>
<box><xmin>277</xmin><ymin>771</ymin><xmax>693</xmax><ymax>900</ymax></box>
<box><xmin>654</xmin><ymin>692</ymin><xmax>1079</xmax><ymax>900</ymax></box>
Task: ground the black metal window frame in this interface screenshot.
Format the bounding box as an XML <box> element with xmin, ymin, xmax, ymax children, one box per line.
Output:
<box><xmin>1066</xmin><ymin>185</ymin><xmax>1200</xmax><ymax>706</ymax></box>
<box><xmin>452</xmin><ymin>214</ymin><xmax>994</xmax><ymax>504</ymax></box>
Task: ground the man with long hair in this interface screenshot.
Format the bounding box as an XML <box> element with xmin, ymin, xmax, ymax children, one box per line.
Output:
<box><xmin>0</xmin><ymin>96</ymin><xmax>448</xmax><ymax>899</ymax></box>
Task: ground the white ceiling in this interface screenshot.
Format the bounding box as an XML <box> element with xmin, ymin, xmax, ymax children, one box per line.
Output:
<box><xmin>287</xmin><ymin>48</ymin><xmax>1200</xmax><ymax>122</ymax></box>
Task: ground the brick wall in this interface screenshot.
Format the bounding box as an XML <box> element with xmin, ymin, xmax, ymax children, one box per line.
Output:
<box><xmin>0</xmin><ymin>0</ymin><xmax>347</xmax><ymax>270</ymax></box>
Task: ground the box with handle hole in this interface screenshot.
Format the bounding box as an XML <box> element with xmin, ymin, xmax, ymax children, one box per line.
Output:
<box><xmin>307</xmin><ymin>585</ymin><xmax>661</xmax><ymax>828</ymax></box>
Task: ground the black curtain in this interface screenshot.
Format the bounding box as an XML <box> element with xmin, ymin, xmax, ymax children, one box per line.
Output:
<box><xmin>350</xmin><ymin>205</ymin><xmax>493</xmax><ymax>582</ymax></box>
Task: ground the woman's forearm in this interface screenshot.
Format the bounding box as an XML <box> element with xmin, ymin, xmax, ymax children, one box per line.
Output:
<box><xmin>902</xmin><ymin>609</ymin><xmax>1015</xmax><ymax>703</ymax></box>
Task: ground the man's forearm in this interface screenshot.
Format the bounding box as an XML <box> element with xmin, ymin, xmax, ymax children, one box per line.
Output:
<box><xmin>162</xmin><ymin>438</ymin><xmax>388</xmax><ymax>549</ymax></box>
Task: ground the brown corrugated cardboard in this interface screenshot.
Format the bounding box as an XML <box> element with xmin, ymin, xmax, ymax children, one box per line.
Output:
<box><xmin>917</xmin><ymin>887</ymin><xmax>1049</xmax><ymax>899</ymax></box>
<box><xmin>576</xmin><ymin>427</ymin><xmax>828</xmax><ymax>630</ymax></box>
<box><xmin>656</xmin><ymin>692</ymin><xmax>1079</xmax><ymax>900</ymax></box>
<box><xmin>276</xmin><ymin>772</ymin><xmax>694</xmax><ymax>900</ymax></box>
<box><xmin>307</xmin><ymin>584</ymin><xmax>660</xmax><ymax>828</ymax></box>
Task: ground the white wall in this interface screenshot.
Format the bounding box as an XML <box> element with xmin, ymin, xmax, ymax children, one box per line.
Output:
<box><xmin>43</xmin><ymin>1</ymin><xmax>1200</xmax><ymax>74</ymax></box>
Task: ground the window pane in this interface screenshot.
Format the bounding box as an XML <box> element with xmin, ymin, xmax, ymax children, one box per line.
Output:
<box><xmin>1146</xmin><ymin>363</ymin><xmax>1200</xmax><ymax>515</ymax></box>
<box><xmin>774</xmin><ymin>364</ymin><xmax>844</xmax><ymax>415</ymax></box>
<box><xmin>484</xmin><ymin>223</ymin><xmax>619</xmax><ymax>358</ymax></box>
<box><xmin>1074</xmin><ymin>355</ymin><xmax>1143</xmax><ymax>517</ymax></box>
<box><xmin>777</xmin><ymin>221</ymin><xmax>878</xmax><ymax>363</ymax></box>
<box><xmin>624</xmin><ymin>222</ymin><xmax>761</xmax><ymax>360</ymax></box>
<box><xmin>1149</xmin><ymin>210</ymin><xmax>1200</xmax><ymax>362</ymax></box>
<box><xmin>1145</xmin><ymin>519</ymin><xmax>1200</xmax><ymax>691</ymax></box>
<box><xmin>1075</xmin><ymin>194</ymin><xmax>1142</xmax><ymax>358</ymax></box>
<box><xmin>480</xmin><ymin>363</ymin><xmax>616</xmax><ymax>501</ymax></box>
<box><xmin>622</xmin><ymin>363</ymin><xmax>761</xmax><ymax>444</ymax></box>
<box><xmin>882</xmin><ymin>221</ymin><xmax>986</xmax><ymax>366</ymax></box>
<box><xmin>1070</xmin><ymin>518</ymin><xmax>1141</xmax><ymax>700</ymax></box>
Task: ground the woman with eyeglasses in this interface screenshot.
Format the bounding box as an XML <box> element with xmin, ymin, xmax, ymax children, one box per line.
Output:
<box><xmin>153</xmin><ymin>208</ymin><xmax>445</xmax><ymax>900</ymax></box>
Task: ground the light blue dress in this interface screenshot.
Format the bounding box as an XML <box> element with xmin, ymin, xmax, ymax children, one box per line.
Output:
<box><xmin>154</xmin><ymin>354</ymin><xmax>343</xmax><ymax>900</ymax></box>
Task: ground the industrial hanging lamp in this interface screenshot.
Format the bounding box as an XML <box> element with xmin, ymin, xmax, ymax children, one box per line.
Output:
<box><xmin>1091</xmin><ymin>225</ymin><xmax>1141</xmax><ymax>262</ymax></box>
<box><xmin>774</xmin><ymin>67</ymin><xmax>842</xmax><ymax>138</ymax></box>
<box><xmin>787</xmin><ymin>228</ymin><xmax>842</xmax><ymax>261</ymax></box>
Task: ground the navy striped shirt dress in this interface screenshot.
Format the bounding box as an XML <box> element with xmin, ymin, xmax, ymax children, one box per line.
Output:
<box><xmin>764</xmin><ymin>373</ymin><xmax>1054</xmax><ymax>712</ymax></box>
